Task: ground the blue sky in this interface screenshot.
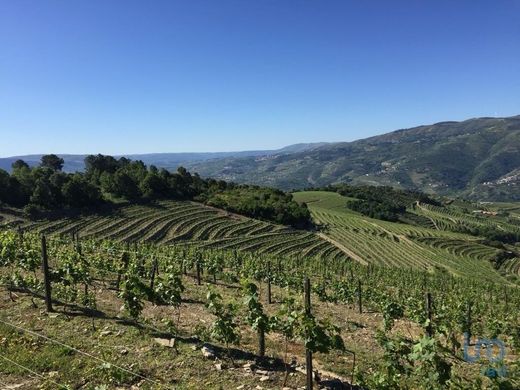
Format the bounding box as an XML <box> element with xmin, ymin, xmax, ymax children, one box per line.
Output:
<box><xmin>1</xmin><ymin>0</ymin><xmax>519</xmax><ymax>156</ymax></box>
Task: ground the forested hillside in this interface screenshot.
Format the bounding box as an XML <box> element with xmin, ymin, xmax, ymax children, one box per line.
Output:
<box><xmin>0</xmin><ymin>154</ymin><xmax>311</xmax><ymax>228</ymax></box>
<box><xmin>189</xmin><ymin>115</ymin><xmax>520</xmax><ymax>200</ymax></box>
<box><xmin>4</xmin><ymin>116</ymin><xmax>520</xmax><ymax>201</ymax></box>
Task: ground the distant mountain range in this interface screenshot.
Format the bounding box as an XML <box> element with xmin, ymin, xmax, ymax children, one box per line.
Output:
<box><xmin>0</xmin><ymin>143</ymin><xmax>328</xmax><ymax>173</ymax></box>
<box><xmin>188</xmin><ymin>115</ymin><xmax>520</xmax><ymax>201</ymax></box>
<box><xmin>2</xmin><ymin>116</ymin><xmax>520</xmax><ymax>200</ymax></box>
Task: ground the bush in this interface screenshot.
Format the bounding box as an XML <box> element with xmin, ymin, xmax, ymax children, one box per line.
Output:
<box><xmin>22</xmin><ymin>204</ymin><xmax>40</xmax><ymax>219</ymax></box>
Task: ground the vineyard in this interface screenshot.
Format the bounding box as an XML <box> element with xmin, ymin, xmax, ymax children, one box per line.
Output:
<box><xmin>293</xmin><ymin>191</ymin><xmax>520</xmax><ymax>283</ymax></box>
<box><xmin>3</xmin><ymin>1</ymin><xmax>520</xmax><ymax>388</ymax></box>
<box><xmin>501</xmin><ymin>257</ymin><xmax>520</xmax><ymax>277</ymax></box>
<box><xmin>413</xmin><ymin>202</ymin><xmax>520</xmax><ymax>237</ymax></box>
<box><xmin>2</xmin><ymin>192</ymin><xmax>518</xmax><ymax>284</ymax></box>
<box><xmin>0</xmin><ymin>231</ymin><xmax>519</xmax><ymax>389</ymax></box>
<box><xmin>0</xmin><ymin>200</ymin><xmax>346</xmax><ymax>262</ymax></box>
<box><xmin>0</xmin><ymin>192</ymin><xmax>519</xmax><ymax>389</ymax></box>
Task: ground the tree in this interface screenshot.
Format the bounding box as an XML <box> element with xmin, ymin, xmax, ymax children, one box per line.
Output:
<box><xmin>3</xmin><ymin>178</ymin><xmax>27</xmax><ymax>207</ymax></box>
<box><xmin>0</xmin><ymin>171</ymin><xmax>9</xmax><ymax>206</ymax></box>
<box><xmin>84</xmin><ymin>154</ymin><xmax>120</xmax><ymax>185</ymax></box>
<box><xmin>61</xmin><ymin>174</ymin><xmax>102</xmax><ymax>208</ymax></box>
<box><xmin>10</xmin><ymin>162</ymin><xmax>33</xmax><ymax>204</ymax></box>
<box><xmin>40</xmin><ymin>154</ymin><xmax>64</xmax><ymax>171</ymax></box>
<box><xmin>30</xmin><ymin>179</ymin><xmax>57</xmax><ymax>209</ymax></box>
<box><xmin>140</xmin><ymin>172</ymin><xmax>168</xmax><ymax>198</ymax></box>
<box><xmin>101</xmin><ymin>171</ymin><xmax>141</xmax><ymax>200</ymax></box>
<box><xmin>11</xmin><ymin>159</ymin><xmax>29</xmax><ymax>170</ymax></box>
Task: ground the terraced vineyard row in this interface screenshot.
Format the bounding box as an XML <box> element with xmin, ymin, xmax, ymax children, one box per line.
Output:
<box><xmin>293</xmin><ymin>191</ymin><xmax>510</xmax><ymax>282</ymax></box>
<box><xmin>1</xmin><ymin>230</ymin><xmax>519</xmax><ymax>389</ymax></box>
<box><xmin>415</xmin><ymin>202</ymin><xmax>520</xmax><ymax>235</ymax></box>
<box><xmin>413</xmin><ymin>236</ymin><xmax>500</xmax><ymax>261</ymax></box>
<box><xmin>500</xmin><ymin>257</ymin><xmax>520</xmax><ymax>276</ymax></box>
<box><xmin>0</xmin><ymin>200</ymin><xmax>347</xmax><ymax>262</ymax></box>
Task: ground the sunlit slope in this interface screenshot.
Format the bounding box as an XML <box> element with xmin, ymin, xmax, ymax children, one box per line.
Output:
<box><xmin>0</xmin><ymin>200</ymin><xmax>346</xmax><ymax>261</ymax></box>
<box><xmin>414</xmin><ymin>202</ymin><xmax>520</xmax><ymax>234</ymax></box>
<box><xmin>190</xmin><ymin>116</ymin><xmax>520</xmax><ymax>200</ymax></box>
<box><xmin>293</xmin><ymin>191</ymin><xmax>506</xmax><ymax>281</ymax></box>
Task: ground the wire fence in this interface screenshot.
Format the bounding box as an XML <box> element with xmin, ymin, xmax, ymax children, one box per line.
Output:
<box><xmin>0</xmin><ymin>317</ymin><xmax>173</xmax><ymax>389</ymax></box>
<box><xmin>0</xmin><ymin>352</ymin><xmax>66</xmax><ymax>389</ymax></box>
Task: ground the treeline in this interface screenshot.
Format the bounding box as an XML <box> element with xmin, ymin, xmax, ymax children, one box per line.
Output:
<box><xmin>336</xmin><ymin>185</ymin><xmax>440</xmax><ymax>207</ymax></box>
<box><xmin>0</xmin><ymin>154</ymin><xmax>311</xmax><ymax>228</ymax></box>
<box><xmin>309</xmin><ymin>184</ymin><xmax>440</xmax><ymax>222</ymax></box>
<box><xmin>204</xmin><ymin>187</ymin><xmax>312</xmax><ymax>228</ymax></box>
<box><xmin>346</xmin><ymin>198</ymin><xmax>405</xmax><ymax>222</ymax></box>
<box><xmin>0</xmin><ymin>155</ymin><xmax>102</xmax><ymax>211</ymax></box>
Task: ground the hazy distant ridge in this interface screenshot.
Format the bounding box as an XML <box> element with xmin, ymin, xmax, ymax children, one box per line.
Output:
<box><xmin>4</xmin><ymin>115</ymin><xmax>520</xmax><ymax>201</ymax></box>
<box><xmin>0</xmin><ymin>143</ymin><xmax>327</xmax><ymax>173</ymax></box>
<box><xmin>189</xmin><ymin>115</ymin><xmax>520</xmax><ymax>201</ymax></box>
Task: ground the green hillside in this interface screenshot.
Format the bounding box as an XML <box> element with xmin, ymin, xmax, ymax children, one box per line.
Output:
<box><xmin>1</xmin><ymin>222</ymin><xmax>519</xmax><ymax>389</ymax></box>
<box><xmin>293</xmin><ymin>191</ymin><xmax>520</xmax><ymax>283</ymax></box>
<box><xmin>3</xmin><ymin>189</ymin><xmax>519</xmax><ymax>284</ymax></box>
<box><xmin>189</xmin><ymin>115</ymin><xmax>520</xmax><ymax>201</ymax></box>
<box><xmin>1</xmin><ymin>190</ymin><xmax>520</xmax><ymax>389</ymax></box>
<box><xmin>0</xmin><ymin>199</ymin><xmax>345</xmax><ymax>261</ymax></box>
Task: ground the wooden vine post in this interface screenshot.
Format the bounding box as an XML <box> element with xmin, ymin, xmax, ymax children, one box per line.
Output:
<box><xmin>304</xmin><ymin>277</ymin><xmax>313</xmax><ymax>390</ymax></box>
<box><xmin>196</xmin><ymin>262</ymin><xmax>201</xmax><ymax>286</ymax></box>
<box><xmin>259</xmin><ymin>323</ymin><xmax>266</xmax><ymax>358</ymax></box>
<box><xmin>17</xmin><ymin>226</ymin><xmax>24</xmax><ymax>244</ymax></box>
<box><xmin>267</xmin><ymin>261</ymin><xmax>272</xmax><ymax>304</ymax></box>
<box><xmin>466</xmin><ymin>301</ymin><xmax>472</xmax><ymax>341</ymax></box>
<box><xmin>41</xmin><ymin>235</ymin><xmax>53</xmax><ymax>313</ymax></box>
<box><xmin>357</xmin><ymin>279</ymin><xmax>362</xmax><ymax>314</ymax></box>
<box><xmin>72</xmin><ymin>237</ymin><xmax>88</xmax><ymax>295</ymax></box>
<box><xmin>150</xmin><ymin>258</ymin><xmax>158</xmax><ymax>290</ymax></box>
<box><xmin>117</xmin><ymin>249</ymin><xmax>130</xmax><ymax>289</ymax></box>
<box><xmin>425</xmin><ymin>292</ymin><xmax>433</xmax><ymax>337</ymax></box>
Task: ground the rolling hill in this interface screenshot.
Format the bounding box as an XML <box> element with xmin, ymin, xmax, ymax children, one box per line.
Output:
<box><xmin>1</xmin><ymin>181</ymin><xmax>519</xmax><ymax>388</ymax></box>
<box><xmin>2</xmin><ymin>188</ymin><xmax>519</xmax><ymax>284</ymax></box>
<box><xmin>293</xmin><ymin>190</ymin><xmax>520</xmax><ymax>283</ymax></box>
<box><xmin>4</xmin><ymin>115</ymin><xmax>520</xmax><ymax>201</ymax></box>
<box><xmin>0</xmin><ymin>199</ymin><xmax>346</xmax><ymax>261</ymax></box>
<box><xmin>0</xmin><ymin>143</ymin><xmax>327</xmax><ymax>173</ymax></box>
<box><xmin>189</xmin><ymin>115</ymin><xmax>520</xmax><ymax>201</ymax></box>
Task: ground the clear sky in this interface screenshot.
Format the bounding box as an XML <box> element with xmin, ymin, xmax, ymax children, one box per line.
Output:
<box><xmin>1</xmin><ymin>0</ymin><xmax>519</xmax><ymax>156</ymax></box>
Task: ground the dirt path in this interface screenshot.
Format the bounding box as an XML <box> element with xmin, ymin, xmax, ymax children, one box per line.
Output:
<box><xmin>317</xmin><ymin>232</ymin><xmax>368</xmax><ymax>265</ymax></box>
